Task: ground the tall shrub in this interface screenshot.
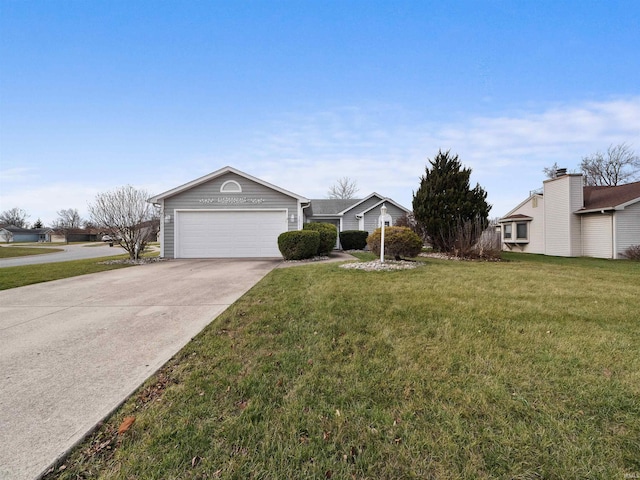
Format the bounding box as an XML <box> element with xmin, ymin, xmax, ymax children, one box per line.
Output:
<box><xmin>412</xmin><ymin>149</ymin><xmax>491</xmax><ymax>252</ymax></box>
<box><xmin>278</xmin><ymin>230</ymin><xmax>320</xmax><ymax>260</ymax></box>
<box><xmin>339</xmin><ymin>230</ymin><xmax>368</xmax><ymax>250</ymax></box>
<box><xmin>303</xmin><ymin>223</ymin><xmax>337</xmax><ymax>255</ymax></box>
<box><xmin>367</xmin><ymin>226</ymin><xmax>423</xmax><ymax>260</ymax></box>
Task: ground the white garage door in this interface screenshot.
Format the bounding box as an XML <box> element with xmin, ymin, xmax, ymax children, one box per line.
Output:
<box><xmin>176</xmin><ymin>210</ymin><xmax>287</xmax><ymax>258</ymax></box>
<box><xmin>582</xmin><ymin>214</ymin><xmax>613</xmax><ymax>258</ymax></box>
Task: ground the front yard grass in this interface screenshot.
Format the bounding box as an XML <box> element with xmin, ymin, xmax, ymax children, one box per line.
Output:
<box><xmin>0</xmin><ymin>255</ymin><xmax>139</xmax><ymax>290</ymax></box>
<box><xmin>0</xmin><ymin>245</ymin><xmax>63</xmax><ymax>258</ymax></box>
<box><xmin>48</xmin><ymin>254</ymin><xmax>640</xmax><ymax>479</ymax></box>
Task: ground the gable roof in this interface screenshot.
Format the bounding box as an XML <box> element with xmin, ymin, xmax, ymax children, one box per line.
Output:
<box><xmin>0</xmin><ymin>225</ymin><xmax>52</xmax><ymax>234</ymax></box>
<box><xmin>306</xmin><ymin>198</ymin><xmax>361</xmax><ymax>216</ymax></box>
<box><xmin>579</xmin><ymin>181</ymin><xmax>640</xmax><ymax>213</ymax></box>
<box><xmin>148</xmin><ymin>166</ymin><xmax>309</xmax><ymax>203</ymax></box>
<box><xmin>356</xmin><ymin>197</ymin><xmax>412</xmax><ymax>216</ymax></box>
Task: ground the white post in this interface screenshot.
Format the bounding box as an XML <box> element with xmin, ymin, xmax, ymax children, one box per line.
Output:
<box><xmin>380</xmin><ymin>204</ymin><xmax>387</xmax><ymax>263</ymax></box>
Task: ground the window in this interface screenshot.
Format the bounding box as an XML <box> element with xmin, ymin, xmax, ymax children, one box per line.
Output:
<box><xmin>504</xmin><ymin>224</ymin><xmax>512</xmax><ymax>239</ymax></box>
<box><xmin>516</xmin><ymin>223</ymin><xmax>527</xmax><ymax>240</ymax></box>
<box><xmin>384</xmin><ymin>221</ymin><xmax>390</xmax><ymax>227</ymax></box>
<box><xmin>220</xmin><ymin>180</ymin><xmax>242</xmax><ymax>193</ymax></box>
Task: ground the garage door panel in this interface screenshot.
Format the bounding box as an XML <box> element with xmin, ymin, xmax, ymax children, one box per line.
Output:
<box><xmin>176</xmin><ymin>211</ymin><xmax>286</xmax><ymax>258</ymax></box>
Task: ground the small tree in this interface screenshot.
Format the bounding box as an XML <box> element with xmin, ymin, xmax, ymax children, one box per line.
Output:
<box><xmin>53</xmin><ymin>208</ymin><xmax>83</xmax><ymax>243</ymax></box>
<box><xmin>412</xmin><ymin>150</ymin><xmax>491</xmax><ymax>253</ymax></box>
<box><xmin>327</xmin><ymin>177</ymin><xmax>359</xmax><ymax>199</ymax></box>
<box><xmin>89</xmin><ymin>185</ymin><xmax>155</xmax><ymax>259</ymax></box>
<box><xmin>0</xmin><ymin>207</ymin><xmax>29</xmax><ymax>228</ymax></box>
<box><xmin>580</xmin><ymin>143</ymin><xmax>640</xmax><ymax>186</ymax></box>
<box><xmin>366</xmin><ymin>226</ymin><xmax>422</xmax><ymax>260</ymax></box>
<box><xmin>32</xmin><ymin>218</ymin><xmax>44</xmax><ymax>229</ymax></box>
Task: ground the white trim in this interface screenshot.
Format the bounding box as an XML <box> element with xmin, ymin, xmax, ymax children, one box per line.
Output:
<box><xmin>357</xmin><ymin>197</ymin><xmax>411</xmax><ymax>216</ymax></box>
<box><xmin>160</xmin><ymin>199</ymin><xmax>165</xmax><ymax>257</ymax></box>
<box><xmin>335</xmin><ymin>192</ymin><xmax>385</xmax><ymax>215</ymax></box>
<box><xmin>149</xmin><ymin>166</ymin><xmax>309</xmax><ymax>203</ymax></box>
<box><xmin>220</xmin><ymin>180</ymin><xmax>242</xmax><ymax>193</ymax></box>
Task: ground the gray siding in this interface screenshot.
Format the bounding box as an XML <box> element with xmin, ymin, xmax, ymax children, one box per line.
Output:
<box><xmin>341</xmin><ymin>195</ymin><xmax>384</xmax><ymax>231</ymax></box>
<box><xmin>362</xmin><ymin>203</ymin><xmax>407</xmax><ymax>234</ymax></box>
<box><xmin>615</xmin><ymin>201</ymin><xmax>640</xmax><ymax>258</ymax></box>
<box><xmin>162</xmin><ymin>172</ymin><xmax>299</xmax><ymax>258</ymax></box>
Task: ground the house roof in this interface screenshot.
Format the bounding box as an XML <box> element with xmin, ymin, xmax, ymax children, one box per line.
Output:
<box><xmin>499</xmin><ymin>214</ymin><xmax>533</xmax><ymax>222</ymax></box>
<box><xmin>148</xmin><ymin>166</ymin><xmax>310</xmax><ymax>203</ymax></box>
<box><xmin>356</xmin><ymin>198</ymin><xmax>412</xmax><ymax>216</ymax></box>
<box><xmin>306</xmin><ymin>198</ymin><xmax>361</xmax><ymax>216</ymax></box>
<box><xmin>0</xmin><ymin>225</ymin><xmax>52</xmax><ymax>234</ymax></box>
<box><xmin>579</xmin><ymin>181</ymin><xmax>640</xmax><ymax>212</ymax></box>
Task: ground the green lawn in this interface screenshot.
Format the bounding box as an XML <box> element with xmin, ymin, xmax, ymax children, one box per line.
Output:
<box><xmin>0</xmin><ymin>245</ymin><xmax>63</xmax><ymax>258</ymax></box>
<box><xmin>0</xmin><ymin>255</ymin><xmax>138</xmax><ymax>290</ymax></box>
<box><xmin>46</xmin><ymin>253</ymin><xmax>640</xmax><ymax>479</ymax></box>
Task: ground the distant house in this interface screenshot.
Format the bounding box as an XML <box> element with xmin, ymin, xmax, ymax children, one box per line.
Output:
<box><xmin>148</xmin><ymin>166</ymin><xmax>410</xmax><ymax>258</ymax></box>
<box><xmin>0</xmin><ymin>225</ymin><xmax>53</xmax><ymax>243</ymax></box>
<box><xmin>499</xmin><ymin>173</ymin><xmax>640</xmax><ymax>259</ymax></box>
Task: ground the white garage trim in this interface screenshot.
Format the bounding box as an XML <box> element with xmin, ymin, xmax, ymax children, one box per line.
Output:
<box><xmin>174</xmin><ymin>209</ymin><xmax>288</xmax><ymax>258</ymax></box>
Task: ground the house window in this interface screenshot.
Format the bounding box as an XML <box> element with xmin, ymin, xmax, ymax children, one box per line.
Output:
<box><xmin>504</xmin><ymin>224</ymin><xmax>512</xmax><ymax>239</ymax></box>
<box><xmin>220</xmin><ymin>180</ymin><xmax>242</xmax><ymax>193</ymax></box>
<box><xmin>384</xmin><ymin>221</ymin><xmax>390</xmax><ymax>227</ymax></box>
<box><xmin>516</xmin><ymin>223</ymin><xmax>527</xmax><ymax>240</ymax></box>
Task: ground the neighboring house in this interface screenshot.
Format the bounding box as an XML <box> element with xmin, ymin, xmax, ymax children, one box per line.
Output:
<box><xmin>306</xmin><ymin>194</ymin><xmax>410</xmax><ymax>248</ymax></box>
<box><xmin>148</xmin><ymin>166</ymin><xmax>411</xmax><ymax>258</ymax></box>
<box><xmin>51</xmin><ymin>228</ymin><xmax>103</xmax><ymax>243</ymax></box>
<box><xmin>499</xmin><ymin>173</ymin><xmax>640</xmax><ymax>259</ymax></box>
<box><xmin>0</xmin><ymin>225</ymin><xmax>53</xmax><ymax>243</ymax></box>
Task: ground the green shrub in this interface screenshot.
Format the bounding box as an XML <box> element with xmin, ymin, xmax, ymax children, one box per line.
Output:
<box><xmin>302</xmin><ymin>223</ymin><xmax>337</xmax><ymax>256</ymax></box>
<box><xmin>339</xmin><ymin>230</ymin><xmax>368</xmax><ymax>250</ymax></box>
<box><xmin>367</xmin><ymin>226</ymin><xmax>423</xmax><ymax>260</ymax></box>
<box><xmin>277</xmin><ymin>230</ymin><xmax>320</xmax><ymax>260</ymax></box>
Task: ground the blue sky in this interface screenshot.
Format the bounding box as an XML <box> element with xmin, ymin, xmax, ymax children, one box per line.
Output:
<box><xmin>1</xmin><ymin>0</ymin><xmax>639</xmax><ymax>226</ymax></box>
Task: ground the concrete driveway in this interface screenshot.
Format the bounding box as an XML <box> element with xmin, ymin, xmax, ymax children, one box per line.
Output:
<box><xmin>0</xmin><ymin>243</ymin><xmax>127</xmax><ymax>268</ymax></box>
<box><xmin>0</xmin><ymin>258</ymin><xmax>280</xmax><ymax>480</ymax></box>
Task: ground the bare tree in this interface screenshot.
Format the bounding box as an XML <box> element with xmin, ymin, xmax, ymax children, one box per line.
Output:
<box><xmin>580</xmin><ymin>143</ymin><xmax>640</xmax><ymax>186</ymax></box>
<box><xmin>543</xmin><ymin>162</ymin><xmax>560</xmax><ymax>179</ymax></box>
<box><xmin>52</xmin><ymin>208</ymin><xmax>84</xmax><ymax>243</ymax></box>
<box><xmin>327</xmin><ymin>177</ymin><xmax>359</xmax><ymax>199</ymax></box>
<box><xmin>0</xmin><ymin>207</ymin><xmax>30</xmax><ymax>227</ymax></box>
<box><xmin>89</xmin><ymin>185</ymin><xmax>155</xmax><ymax>260</ymax></box>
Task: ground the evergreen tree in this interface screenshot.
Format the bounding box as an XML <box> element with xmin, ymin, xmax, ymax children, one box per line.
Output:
<box><xmin>413</xmin><ymin>150</ymin><xmax>491</xmax><ymax>252</ymax></box>
<box><xmin>32</xmin><ymin>218</ymin><xmax>44</xmax><ymax>229</ymax></box>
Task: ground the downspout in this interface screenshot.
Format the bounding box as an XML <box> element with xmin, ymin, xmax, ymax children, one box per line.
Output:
<box><xmin>300</xmin><ymin>201</ymin><xmax>311</xmax><ymax>230</ymax></box>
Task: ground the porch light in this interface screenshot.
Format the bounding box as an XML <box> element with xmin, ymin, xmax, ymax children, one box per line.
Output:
<box><xmin>164</xmin><ymin>214</ymin><xmax>171</xmax><ymax>223</ymax></box>
<box><xmin>380</xmin><ymin>204</ymin><xmax>387</xmax><ymax>263</ymax></box>
<box><xmin>289</xmin><ymin>214</ymin><xmax>296</xmax><ymax>223</ymax></box>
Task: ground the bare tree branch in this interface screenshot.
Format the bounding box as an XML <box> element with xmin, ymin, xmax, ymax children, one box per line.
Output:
<box><xmin>52</xmin><ymin>208</ymin><xmax>84</xmax><ymax>243</ymax></box>
<box><xmin>327</xmin><ymin>177</ymin><xmax>359</xmax><ymax>199</ymax></box>
<box><xmin>580</xmin><ymin>143</ymin><xmax>640</xmax><ymax>186</ymax></box>
<box><xmin>89</xmin><ymin>185</ymin><xmax>156</xmax><ymax>259</ymax></box>
<box><xmin>0</xmin><ymin>207</ymin><xmax>30</xmax><ymax>228</ymax></box>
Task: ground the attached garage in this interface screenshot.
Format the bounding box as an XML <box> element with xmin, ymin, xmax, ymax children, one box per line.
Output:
<box><xmin>175</xmin><ymin>210</ymin><xmax>288</xmax><ymax>258</ymax></box>
<box><xmin>149</xmin><ymin>166</ymin><xmax>309</xmax><ymax>259</ymax></box>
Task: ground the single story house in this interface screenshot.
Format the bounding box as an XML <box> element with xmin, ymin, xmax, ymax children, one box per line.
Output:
<box><xmin>499</xmin><ymin>173</ymin><xmax>640</xmax><ymax>259</ymax></box>
<box><xmin>148</xmin><ymin>166</ymin><xmax>410</xmax><ymax>258</ymax></box>
<box><xmin>0</xmin><ymin>225</ymin><xmax>53</xmax><ymax>243</ymax></box>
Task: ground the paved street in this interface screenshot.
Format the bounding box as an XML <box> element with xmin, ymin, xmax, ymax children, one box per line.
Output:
<box><xmin>0</xmin><ymin>243</ymin><xmax>127</xmax><ymax>268</ymax></box>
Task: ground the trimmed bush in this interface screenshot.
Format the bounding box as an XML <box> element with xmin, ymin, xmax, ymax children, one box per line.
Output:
<box><xmin>339</xmin><ymin>230</ymin><xmax>368</xmax><ymax>250</ymax></box>
<box><xmin>367</xmin><ymin>226</ymin><xmax>423</xmax><ymax>260</ymax></box>
<box><xmin>303</xmin><ymin>223</ymin><xmax>337</xmax><ymax>256</ymax></box>
<box><xmin>278</xmin><ymin>230</ymin><xmax>320</xmax><ymax>260</ymax></box>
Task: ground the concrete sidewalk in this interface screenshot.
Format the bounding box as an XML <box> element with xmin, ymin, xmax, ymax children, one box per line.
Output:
<box><xmin>0</xmin><ymin>259</ymin><xmax>279</xmax><ymax>480</ymax></box>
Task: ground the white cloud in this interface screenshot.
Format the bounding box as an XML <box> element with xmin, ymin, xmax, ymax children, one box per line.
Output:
<box><xmin>2</xmin><ymin>97</ymin><xmax>639</xmax><ymax>224</ymax></box>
